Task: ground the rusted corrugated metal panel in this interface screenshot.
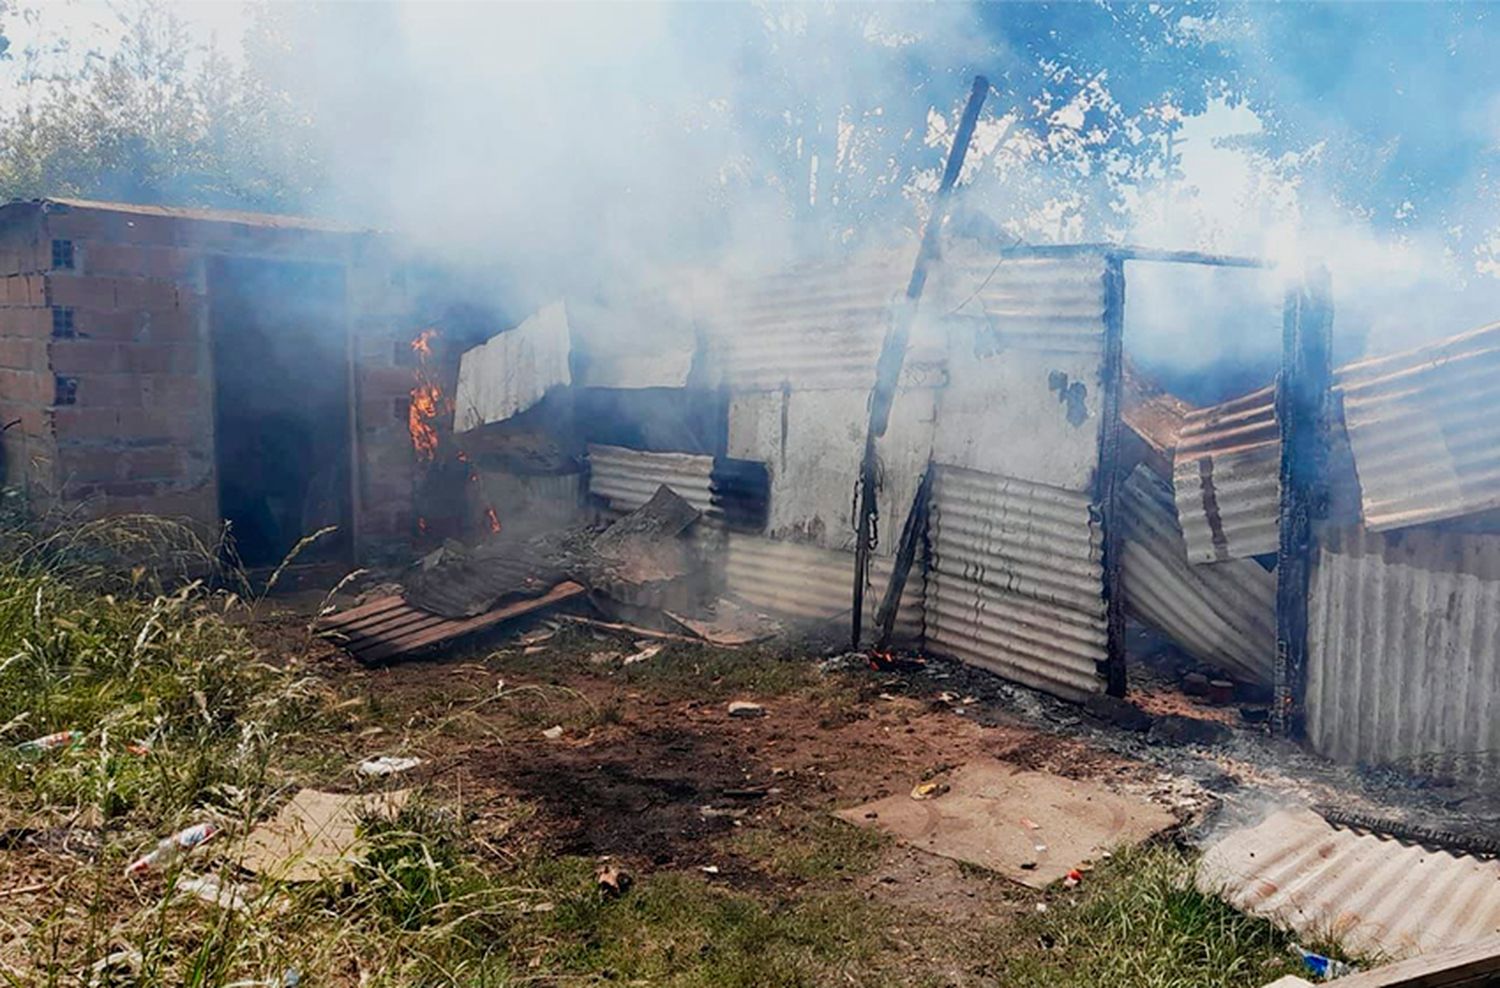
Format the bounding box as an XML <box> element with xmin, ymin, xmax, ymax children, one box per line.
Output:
<box><xmin>1337</xmin><ymin>321</ymin><xmax>1500</xmax><ymax>533</ymax></box>
<box><xmin>706</xmin><ymin>250</ymin><xmax>923</xmax><ymax>392</ymax></box>
<box><xmin>720</xmin><ymin>532</ymin><xmax>922</xmax><ymax>642</ymax></box>
<box><xmin>586</xmin><ymin>444</ymin><xmax>714</xmax><ymax>516</ymax></box>
<box><xmin>1173</xmin><ymin>384</ymin><xmax>1280</xmax><ymax>562</ymax></box>
<box><xmin>1305</xmin><ymin>525</ymin><xmax>1500</xmax><ymax>772</ymax></box>
<box><xmin>1199</xmin><ymin>808</ymin><xmax>1500</xmax><ymax>960</ymax></box>
<box><xmin>925</xmin><ymin>466</ymin><xmax>1106</xmax><ymax>700</ymax></box>
<box><xmin>1118</xmin><ymin>465</ymin><xmax>1275</xmax><ymax>685</ymax></box>
<box><xmin>314</xmin><ymin>582</ymin><xmax>586</xmax><ymax>663</ymax></box>
<box><xmin>929</xmin><ymin>253</ymin><xmax>1110</xmax><ymax>492</ymax></box>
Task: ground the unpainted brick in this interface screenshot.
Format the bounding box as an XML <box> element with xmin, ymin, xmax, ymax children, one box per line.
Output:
<box><xmin>0</xmin><ymin>308</ymin><xmax>51</xmax><ymax>339</ymax></box>
<box><xmin>50</xmin><ymin>339</ymin><xmax>122</xmax><ymax>374</ymax></box>
<box><xmin>0</xmin><ymin>338</ymin><xmax>46</xmax><ymax>371</ymax></box>
<box><xmin>0</xmin><ymin>368</ymin><xmax>52</xmax><ymax>405</ymax></box>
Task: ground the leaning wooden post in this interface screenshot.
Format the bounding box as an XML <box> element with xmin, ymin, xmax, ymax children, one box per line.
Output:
<box><xmin>1274</xmin><ymin>263</ymin><xmax>1333</xmax><ymax>736</ymax></box>
<box><xmin>850</xmin><ymin>74</ymin><xmax>989</xmax><ymax>649</ymax></box>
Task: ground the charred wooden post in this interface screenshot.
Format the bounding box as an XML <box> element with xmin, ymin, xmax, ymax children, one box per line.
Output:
<box><xmin>851</xmin><ymin>74</ymin><xmax>989</xmax><ymax>649</ymax></box>
<box><xmin>1274</xmin><ymin>263</ymin><xmax>1333</xmax><ymax>736</ymax></box>
<box><xmin>1096</xmin><ymin>256</ymin><xmax>1128</xmax><ymax>696</ymax></box>
<box><xmin>873</xmin><ymin>464</ymin><xmax>934</xmax><ymax>651</ymax></box>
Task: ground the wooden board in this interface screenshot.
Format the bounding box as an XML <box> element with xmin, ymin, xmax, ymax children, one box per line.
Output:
<box><xmin>315</xmin><ymin>581</ymin><xmax>585</xmax><ymax>662</ymax></box>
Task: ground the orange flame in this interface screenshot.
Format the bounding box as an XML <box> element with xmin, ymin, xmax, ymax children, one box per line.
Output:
<box><xmin>407</xmin><ymin>328</ymin><xmax>443</xmax><ymax>461</ymax></box>
<box><xmin>484</xmin><ymin>506</ymin><xmax>501</xmax><ymax>534</ymax></box>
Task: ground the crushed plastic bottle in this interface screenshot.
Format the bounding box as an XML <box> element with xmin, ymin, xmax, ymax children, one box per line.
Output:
<box><xmin>124</xmin><ymin>823</ymin><xmax>219</xmax><ymax>876</ymax></box>
<box><xmin>1294</xmin><ymin>944</ymin><xmax>1357</xmax><ymax>980</ymax></box>
<box><xmin>15</xmin><ymin>729</ymin><xmax>83</xmax><ymax>757</ymax></box>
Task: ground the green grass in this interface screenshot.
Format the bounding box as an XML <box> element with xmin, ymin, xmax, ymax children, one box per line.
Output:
<box><xmin>0</xmin><ymin>505</ymin><xmax>1346</xmax><ymax>988</ymax></box>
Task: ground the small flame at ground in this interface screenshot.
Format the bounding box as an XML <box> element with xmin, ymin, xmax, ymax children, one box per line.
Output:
<box><xmin>484</xmin><ymin>506</ymin><xmax>501</xmax><ymax>534</ymax></box>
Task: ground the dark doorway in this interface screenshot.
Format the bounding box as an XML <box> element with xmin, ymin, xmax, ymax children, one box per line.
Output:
<box><xmin>209</xmin><ymin>258</ymin><xmax>351</xmax><ymax>568</ymax></box>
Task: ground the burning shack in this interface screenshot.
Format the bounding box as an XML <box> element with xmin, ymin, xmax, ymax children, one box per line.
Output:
<box><xmin>0</xmin><ymin>198</ymin><xmax>418</xmax><ymax>566</ymax></box>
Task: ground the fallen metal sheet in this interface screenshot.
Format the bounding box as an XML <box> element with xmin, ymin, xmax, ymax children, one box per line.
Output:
<box><xmin>403</xmin><ymin>539</ymin><xmax>568</xmax><ymax>618</ymax></box>
<box><xmin>1172</xmin><ymin>384</ymin><xmax>1280</xmax><ymax>563</ymax></box>
<box><xmin>587</xmin><ymin>444</ymin><xmax>714</xmax><ymax>517</ymax></box>
<box><xmin>835</xmin><ymin>759</ymin><xmax>1175</xmax><ymax>888</ymax></box>
<box><xmin>239</xmin><ymin>788</ymin><xmax>410</xmax><ymax>883</ymax></box>
<box><xmin>1305</xmin><ymin>525</ymin><xmax>1500</xmax><ymax>773</ymax></box>
<box><xmin>1199</xmin><ymin>808</ymin><xmax>1500</xmax><ymax>961</ymax></box>
<box><xmin>1337</xmin><ymin>321</ymin><xmax>1500</xmax><ymax>533</ymax></box>
<box><xmin>453</xmin><ymin>301</ymin><xmax>572</xmax><ymax>432</ymax></box>
<box><xmin>666</xmin><ymin>598</ymin><xmax>781</xmax><ymax>646</ymax></box>
<box><xmin>313</xmin><ymin>581</ymin><xmax>586</xmax><ymax>663</ymax></box>
<box><xmin>1119</xmin><ymin>464</ymin><xmax>1276</xmax><ymax>686</ymax></box>
<box><xmin>926</xmin><ymin>465</ymin><xmax>1107</xmax><ymax>701</ymax></box>
<box><xmin>1120</xmin><ymin>361</ymin><xmax>1195</xmax><ymax>478</ymax></box>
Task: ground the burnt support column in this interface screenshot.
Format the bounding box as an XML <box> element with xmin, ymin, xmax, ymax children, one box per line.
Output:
<box><xmin>1274</xmin><ymin>264</ymin><xmax>1333</xmax><ymax>737</ymax></box>
<box><xmin>1096</xmin><ymin>255</ymin><xmax>1128</xmax><ymax>697</ymax></box>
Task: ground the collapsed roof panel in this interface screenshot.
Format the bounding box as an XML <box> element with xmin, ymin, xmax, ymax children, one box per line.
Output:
<box><xmin>1337</xmin><ymin>321</ymin><xmax>1500</xmax><ymax>533</ymax></box>
<box><xmin>1119</xmin><ymin>464</ymin><xmax>1276</xmax><ymax>686</ymax></box>
<box><xmin>1173</xmin><ymin>384</ymin><xmax>1280</xmax><ymax>563</ymax></box>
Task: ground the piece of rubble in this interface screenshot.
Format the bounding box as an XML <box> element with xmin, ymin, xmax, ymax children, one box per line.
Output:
<box><xmin>595</xmin><ymin>864</ymin><xmax>632</xmax><ymax>897</ymax></box>
<box><xmin>358</xmin><ymin>756</ymin><xmax>422</xmax><ymax>777</ymax></box>
<box><xmin>541</xmin><ymin>725</ymin><xmax>564</xmax><ymax>740</ymax></box>
<box><xmin>177</xmin><ymin>873</ymin><xmax>254</xmax><ymax>912</ymax></box>
<box><xmin>727</xmin><ymin>700</ymin><xmax>765</xmax><ymax>718</ymax></box>
<box><xmin>910</xmin><ymin>781</ymin><xmax>950</xmax><ymax>800</ymax></box>
<box><xmin>622</xmin><ymin>643</ymin><xmax>663</xmax><ymax>666</ymax></box>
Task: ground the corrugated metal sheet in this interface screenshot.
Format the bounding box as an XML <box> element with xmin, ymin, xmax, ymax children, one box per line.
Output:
<box><xmin>1173</xmin><ymin>384</ymin><xmax>1280</xmax><ymax>562</ymax></box>
<box><xmin>1305</xmin><ymin>525</ymin><xmax>1500</xmax><ymax>772</ymax></box>
<box><xmin>726</xmin><ymin>387</ymin><xmax>936</xmax><ymax>555</ymax></box>
<box><xmin>925</xmin><ymin>465</ymin><xmax>1106</xmax><ymax>701</ymax></box>
<box><xmin>314</xmin><ymin>582</ymin><xmax>586</xmax><ymax>663</ymax></box>
<box><xmin>928</xmin><ymin>253</ymin><xmax>1110</xmax><ymax>492</ymax></box>
<box><xmin>454</xmin><ymin>302</ymin><xmax>572</xmax><ymax>432</ymax></box>
<box><xmin>719</xmin><ymin>532</ymin><xmax>922</xmax><ymax>642</ymax></box>
<box><xmin>1337</xmin><ymin>321</ymin><xmax>1500</xmax><ymax>533</ymax></box>
<box><xmin>1118</xmin><ymin>465</ymin><xmax>1276</xmax><ymax>686</ymax></box>
<box><xmin>706</xmin><ymin>250</ymin><xmax>922</xmax><ymax>392</ymax></box>
<box><xmin>1198</xmin><ymin>808</ymin><xmax>1500</xmax><ymax>960</ymax></box>
<box><xmin>586</xmin><ymin>444</ymin><xmax>714</xmax><ymax>516</ymax></box>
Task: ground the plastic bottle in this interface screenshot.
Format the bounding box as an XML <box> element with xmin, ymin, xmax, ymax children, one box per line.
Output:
<box><xmin>15</xmin><ymin>730</ymin><xmax>83</xmax><ymax>756</ymax></box>
<box><xmin>124</xmin><ymin>823</ymin><xmax>219</xmax><ymax>876</ymax></box>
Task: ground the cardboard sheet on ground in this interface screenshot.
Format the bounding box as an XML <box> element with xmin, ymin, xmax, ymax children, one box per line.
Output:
<box><xmin>238</xmin><ymin>788</ymin><xmax>410</xmax><ymax>883</ymax></box>
<box><xmin>835</xmin><ymin>759</ymin><xmax>1175</xmax><ymax>888</ymax></box>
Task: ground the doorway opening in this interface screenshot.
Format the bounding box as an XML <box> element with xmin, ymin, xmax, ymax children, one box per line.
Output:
<box><xmin>209</xmin><ymin>258</ymin><xmax>351</xmax><ymax>569</ymax></box>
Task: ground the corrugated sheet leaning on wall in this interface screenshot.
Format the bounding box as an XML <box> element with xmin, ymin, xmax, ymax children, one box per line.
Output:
<box><xmin>925</xmin><ymin>466</ymin><xmax>1107</xmax><ymax>701</ymax></box>
<box><xmin>1118</xmin><ymin>465</ymin><xmax>1275</xmax><ymax>686</ymax></box>
<box><xmin>1305</xmin><ymin>524</ymin><xmax>1500</xmax><ymax>771</ymax></box>
<box><xmin>1198</xmin><ymin>807</ymin><xmax>1500</xmax><ymax>960</ymax></box>
<box><xmin>585</xmin><ymin>444</ymin><xmax>715</xmax><ymax>517</ymax></box>
<box><xmin>719</xmin><ymin>532</ymin><xmax>923</xmax><ymax>643</ymax></box>
<box><xmin>1337</xmin><ymin>320</ymin><xmax>1500</xmax><ymax>533</ymax></box>
<box><xmin>1173</xmin><ymin>384</ymin><xmax>1280</xmax><ymax>563</ymax></box>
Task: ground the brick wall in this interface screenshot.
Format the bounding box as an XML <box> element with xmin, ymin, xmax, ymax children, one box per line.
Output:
<box><xmin>0</xmin><ymin>201</ymin><xmax>420</xmax><ymax>561</ymax></box>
